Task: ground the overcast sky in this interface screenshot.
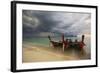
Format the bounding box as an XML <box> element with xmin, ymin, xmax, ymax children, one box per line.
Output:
<box><xmin>23</xmin><ymin>10</ymin><xmax>91</xmax><ymax>38</ymax></box>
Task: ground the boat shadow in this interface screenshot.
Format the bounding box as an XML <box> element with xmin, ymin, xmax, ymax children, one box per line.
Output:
<box><xmin>63</xmin><ymin>48</ymin><xmax>89</xmax><ymax>59</ymax></box>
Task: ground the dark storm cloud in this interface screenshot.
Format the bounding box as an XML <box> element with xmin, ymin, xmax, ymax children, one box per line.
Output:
<box><xmin>23</xmin><ymin>10</ymin><xmax>61</xmax><ymax>37</ymax></box>
<box><xmin>23</xmin><ymin>10</ymin><xmax>91</xmax><ymax>38</ymax></box>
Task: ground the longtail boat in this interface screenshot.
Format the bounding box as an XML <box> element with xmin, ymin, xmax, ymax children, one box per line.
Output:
<box><xmin>48</xmin><ymin>34</ymin><xmax>85</xmax><ymax>52</ymax></box>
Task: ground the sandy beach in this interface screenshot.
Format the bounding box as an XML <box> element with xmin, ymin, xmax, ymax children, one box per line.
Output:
<box><xmin>22</xmin><ymin>42</ymin><xmax>90</xmax><ymax>63</ymax></box>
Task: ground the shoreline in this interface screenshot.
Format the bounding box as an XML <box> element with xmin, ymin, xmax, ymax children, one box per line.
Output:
<box><xmin>22</xmin><ymin>42</ymin><xmax>91</xmax><ymax>63</ymax></box>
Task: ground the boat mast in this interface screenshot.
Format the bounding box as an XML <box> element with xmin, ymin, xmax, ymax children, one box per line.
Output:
<box><xmin>82</xmin><ymin>35</ymin><xmax>85</xmax><ymax>43</ymax></box>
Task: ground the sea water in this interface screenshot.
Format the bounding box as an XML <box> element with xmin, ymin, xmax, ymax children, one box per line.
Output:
<box><xmin>23</xmin><ymin>36</ymin><xmax>91</xmax><ymax>54</ymax></box>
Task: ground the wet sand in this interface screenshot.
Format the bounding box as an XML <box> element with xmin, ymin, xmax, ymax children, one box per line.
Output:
<box><xmin>22</xmin><ymin>42</ymin><xmax>90</xmax><ymax>63</ymax></box>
